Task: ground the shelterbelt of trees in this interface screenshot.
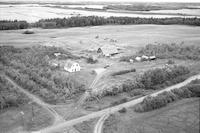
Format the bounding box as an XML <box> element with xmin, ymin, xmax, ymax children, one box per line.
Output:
<box><xmin>0</xmin><ymin>46</ymin><xmax>84</xmax><ymax>104</ymax></box>
<box><xmin>134</xmin><ymin>79</ymin><xmax>200</xmax><ymax>112</ymax></box>
<box><xmin>120</xmin><ymin>43</ymin><xmax>200</xmax><ymax>62</ymax></box>
<box><xmin>1</xmin><ymin>16</ymin><xmax>200</xmax><ymax>30</ymax></box>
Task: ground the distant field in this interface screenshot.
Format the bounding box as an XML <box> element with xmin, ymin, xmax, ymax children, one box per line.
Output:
<box><xmin>103</xmin><ymin>98</ymin><xmax>200</xmax><ymax>133</ymax></box>
<box><xmin>1</xmin><ymin>24</ymin><xmax>200</xmax><ymax>55</ymax></box>
<box><xmin>0</xmin><ymin>4</ymin><xmax>199</xmax><ymax>22</ymax></box>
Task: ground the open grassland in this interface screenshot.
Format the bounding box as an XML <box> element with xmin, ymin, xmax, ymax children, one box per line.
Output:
<box><xmin>1</xmin><ymin>24</ymin><xmax>200</xmax><ymax>52</ymax></box>
<box><xmin>103</xmin><ymin>98</ymin><xmax>200</xmax><ymax>133</ymax></box>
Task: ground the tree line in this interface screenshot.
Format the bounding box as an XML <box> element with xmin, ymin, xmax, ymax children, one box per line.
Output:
<box><xmin>0</xmin><ymin>20</ymin><xmax>29</xmax><ymax>30</ymax></box>
<box><xmin>1</xmin><ymin>16</ymin><xmax>200</xmax><ymax>30</ymax></box>
<box><xmin>134</xmin><ymin>79</ymin><xmax>200</xmax><ymax>112</ymax></box>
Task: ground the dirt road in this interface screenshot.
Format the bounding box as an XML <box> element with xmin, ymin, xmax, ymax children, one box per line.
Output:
<box><xmin>77</xmin><ymin>68</ymin><xmax>106</xmax><ymax>105</ymax></box>
<box><xmin>4</xmin><ymin>76</ymin><xmax>64</xmax><ymax>124</ymax></box>
<box><xmin>40</xmin><ymin>74</ymin><xmax>200</xmax><ymax>133</ymax></box>
<box><xmin>94</xmin><ymin>114</ymin><xmax>109</xmax><ymax>133</ymax></box>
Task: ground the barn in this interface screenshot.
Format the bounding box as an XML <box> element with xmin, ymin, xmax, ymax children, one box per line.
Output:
<box><xmin>97</xmin><ymin>45</ymin><xmax>119</xmax><ymax>57</ymax></box>
<box><xmin>64</xmin><ymin>61</ymin><xmax>81</xmax><ymax>72</ymax></box>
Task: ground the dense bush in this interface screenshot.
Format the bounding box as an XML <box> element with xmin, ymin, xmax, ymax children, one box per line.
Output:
<box><xmin>111</xmin><ymin>68</ymin><xmax>136</xmax><ymax>76</ymax></box>
<box><xmin>0</xmin><ymin>45</ymin><xmax>85</xmax><ymax>104</ymax></box>
<box><xmin>138</xmin><ymin>43</ymin><xmax>200</xmax><ymax>60</ymax></box>
<box><xmin>0</xmin><ymin>20</ymin><xmax>29</xmax><ymax>30</ymax></box>
<box><xmin>121</xmin><ymin>43</ymin><xmax>200</xmax><ymax>62</ymax></box>
<box><xmin>110</xmin><ymin>98</ymin><xmax>128</xmax><ymax>107</ymax></box>
<box><xmin>0</xmin><ymin>75</ymin><xmax>29</xmax><ymax>110</ymax></box>
<box><xmin>139</xmin><ymin>65</ymin><xmax>190</xmax><ymax>90</ymax></box>
<box><xmin>134</xmin><ymin>81</ymin><xmax>200</xmax><ymax>112</ymax></box>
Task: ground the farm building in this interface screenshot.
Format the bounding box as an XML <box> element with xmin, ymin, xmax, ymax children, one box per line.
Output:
<box><xmin>97</xmin><ymin>45</ymin><xmax>119</xmax><ymax>57</ymax></box>
<box><xmin>64</xmin><ymin>61</ymin><xmax>81</xmax><ymax>72</ymax></box>
<box><xmin>135</xmin><ymin>56</ymin><xmax>142</xmax><ymax>62</ymax></box>
<box><xmin>149</xmin><ymin>55</ymin><xmax>156</xmax><ymax>60</ymax></box>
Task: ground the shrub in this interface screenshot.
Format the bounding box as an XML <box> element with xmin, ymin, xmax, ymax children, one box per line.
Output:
<box><xmin>110</xmin><ymin>98</ymin><xmax>128</xmax><ymax>107</ymax></box>
<box><xmin>167</xmin><ymin>59</ymin><xmax>175</xmax><ymax>64</ymax></box>
<box><xmin>87</xmin><ymin>56</ymin><xmax>98</xmax><ymax>64</ymax></box>
<box><xmin>23</xmin><ymin>30</ymin><xmax>34</xmax><ymax>34</ymax></box>
<box><xmin>111</xmin><ymin>68</ymin><xmax>136</xmax><ymax>76</ymax></box>
<box><xmin>118</xmin><ymin>107</ymin><xmax>127</xmax><ymax>113</ymax></box>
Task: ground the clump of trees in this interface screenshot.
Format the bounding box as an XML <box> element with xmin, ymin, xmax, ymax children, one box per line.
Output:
<box><xmin>111</xmin><ymin>68</ymin><xmax>136</xmax><ymax>76</ymax></box>
<box><xmin>0</xmin><ymin>20</ymin><xmax>29</xmax><ymax>30</ymax></box>
<box><xmin>138</xmin><ymin>65</ymin><xmax>190</xmax><ymax>90</ymax></box>
<box><xmin>0</xmin><ymin>75</ymin><xmax>29</xmax><ymax>110</ymax></box>
<box><xmin>134</xmin><ymin>79</ymin><xmax>200</xmax><ymax>112</ymax></box>
<box><xmin>0</xmin><ymin>45</ymin><xmax>85</xmax><ymax>104</ymax></box>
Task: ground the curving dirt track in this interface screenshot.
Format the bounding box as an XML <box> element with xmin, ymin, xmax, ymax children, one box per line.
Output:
<box><xmin>94</xmin><ymin>114</ymin><xmax>109</xmax><ymax>133</ymax></box>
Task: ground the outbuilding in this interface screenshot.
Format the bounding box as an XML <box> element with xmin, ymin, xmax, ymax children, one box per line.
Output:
<box><xmin>97</xmin><ymin>45</ymin><xmax>119</xmax><ymax>57</ymax></box>
<box><xmin>135</xmin><ymin>56</ymin><xmax>142</xmax><ymax>62</ymax></box>
<box><xmin>149</xmin><ymin>55</ymin><xmax>156</xmax><ymax>60</ymax></box>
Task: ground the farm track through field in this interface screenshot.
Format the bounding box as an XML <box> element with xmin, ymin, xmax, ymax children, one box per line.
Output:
<box><xmin>39</xmin><ymin>74</ymin><xmax>200</xmax><ymax>133</ymax></box>
<box><xmin>77</xmin><ymin>68</ymin><xmax>107</xmax><ymax>105</ymax></box>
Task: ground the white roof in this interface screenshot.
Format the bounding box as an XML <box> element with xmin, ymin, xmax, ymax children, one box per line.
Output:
<box><xmin>64</xmin><ymin>60</ymin><xmax>79</xmax><ymax>69</ymax></box>
<box><xmin>100</xmin><ymin>45</ymin><xmax>118</xmax><ymax>55</ymax></box>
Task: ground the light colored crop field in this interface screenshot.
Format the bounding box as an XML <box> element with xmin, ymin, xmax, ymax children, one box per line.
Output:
<box><xmin>0</xmin><ymin>4</ymin><xmax>199</xmax><ymax>22</ymax></box>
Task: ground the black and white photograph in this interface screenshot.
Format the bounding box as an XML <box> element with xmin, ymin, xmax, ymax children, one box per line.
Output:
<box><xmin>0</xmin><ymin>0</ymin><xmax>200</xmax><ymax>133</ymax></box>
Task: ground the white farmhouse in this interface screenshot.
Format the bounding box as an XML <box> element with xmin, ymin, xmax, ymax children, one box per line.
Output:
<box><xmin>64</xmin><ymin>61</ymin><xmax>81</xmax><ymax>72</ymax></box>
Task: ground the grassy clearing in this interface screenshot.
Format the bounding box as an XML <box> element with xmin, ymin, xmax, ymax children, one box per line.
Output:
<box><xmin>103</xmin><ymin>98</ymin><xmax>200</xmax><ymax>133</ymax></box>
<box><xmin>0</xmin><ymin>103</ymin><xmax>53</xmax><ymax>133</ymax></box>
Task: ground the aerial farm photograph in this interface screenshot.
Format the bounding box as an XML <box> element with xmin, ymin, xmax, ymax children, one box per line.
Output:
<box><xmin>0</xmin><ymin>0</ymin><xmax>200</xmax><ymax>133</ymax></box>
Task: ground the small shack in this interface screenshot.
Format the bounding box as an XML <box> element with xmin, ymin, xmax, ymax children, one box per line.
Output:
<box><xmin>64</xmin><ymin>60</ymin><xmax>81</xmax><ymax>72</ymax></box>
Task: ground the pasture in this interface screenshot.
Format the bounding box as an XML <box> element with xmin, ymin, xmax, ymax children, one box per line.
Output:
<box><xmin>1</xmin><ymin>24</ymin><xmax>200</xmax><ymax>52</ymax></box>
<box><xmin>103</xmin><ymin>98</ymin><xmax>200</xmax><ymax>133</ymax></box>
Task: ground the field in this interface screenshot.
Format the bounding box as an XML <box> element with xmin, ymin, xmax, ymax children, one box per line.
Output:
<box><xmin>1</xmin><ymin>4</ymin><xmax>200</xmax><ymax>22</ymax></box>
<box><xmin>1</xmin><ymin>24</ymin><xmax>200</xmax><ymax>50</ymax></box>
<box><xmin>103</xmin><ymin>98</ymin><xmax>200</xmax><ymax>133</ymax></box>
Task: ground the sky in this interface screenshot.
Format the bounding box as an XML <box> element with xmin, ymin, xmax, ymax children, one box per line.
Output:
<box><xmin>1</xmin><ymin>0</ymin><xmax>200</xmax><ymax>3</ymax></box>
